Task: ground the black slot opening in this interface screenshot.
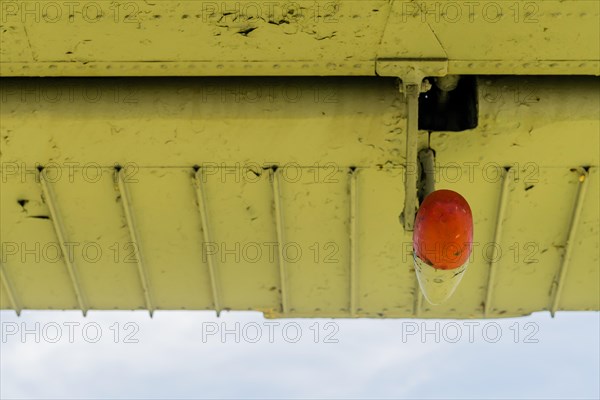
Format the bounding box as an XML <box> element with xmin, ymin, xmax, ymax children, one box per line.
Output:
<box><xmin>418</xmin><ymin>76</ymin><xmax>478</xmax><ymax>132</ymax></box>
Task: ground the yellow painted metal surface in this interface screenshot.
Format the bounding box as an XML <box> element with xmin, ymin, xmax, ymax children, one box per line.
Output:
<box><xmin>1</xmin><ymin>1</ymin><xmax>599</xmax><ymax>77</ymax></box>
<box><xmin>1</xmin><ymin>76</ymin><xmax>598</xmax><ymax>318</ymax></box>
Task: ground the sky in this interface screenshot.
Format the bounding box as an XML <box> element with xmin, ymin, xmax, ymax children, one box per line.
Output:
<box><xmin>1</xmin><ymin>310</ymin><xmax>599</xmax><ymax>400</ymax></box>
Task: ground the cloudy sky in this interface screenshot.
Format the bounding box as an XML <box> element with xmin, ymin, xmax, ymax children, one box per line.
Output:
<box><xmin>1</xmin><ymin>310</ymin><xmax>598</xmax><ymax>399</ymax></box>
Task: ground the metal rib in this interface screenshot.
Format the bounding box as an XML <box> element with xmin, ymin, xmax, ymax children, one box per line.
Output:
<box><xmin>403</xmin><ymin>83</ymin><xmax>420</xmax><ymax>231</ymax></box>
<box><xmin>0</xmin><ymin>263</ymin><xmax>22</xmax><ymax>316</ymax></box>
<box><xmin>349</xmin><ymin>167</ymin><xmax>358</xmax><ymax>316</ymax></box>
<box><xmin>550</xmin><ymin>168</ymin><xmax>590</xmax><ymax>317</ymax></box>
<box><xmin>39</xmin><ymin>169</ymin><xmax>88</xmax><ymax>316</ymax></box>
<box><xmin>271</xmin><ymin>167</ymin><xmax>289</xmax><ymax>314</ymax></box>
<box><xmin>484</xmin><ymin>167</ymin><xmax>513</xmax><ymax>317</ymax></box>
<box><xmin>116</xmin><ymin>168</ymin><xmax>154</xmax><ymax>317</ymax></box>
<box><xmin>193</xmin><ymin>168</ymin><xmax>222</xmax><ymax>315</ymax></box>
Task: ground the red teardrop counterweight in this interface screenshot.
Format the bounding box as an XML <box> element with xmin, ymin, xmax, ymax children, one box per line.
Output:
<box><xmin>413</xmin><ymin>189</ymin><xmax>473</xmax><ymax>270</ymax></box>
<box><xmin>412</xmin><ymin>189</ymin><xmax>473</xmax><ymax>305</ymax></box>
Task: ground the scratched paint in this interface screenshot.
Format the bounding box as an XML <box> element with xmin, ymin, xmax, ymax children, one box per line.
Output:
<box><xmin>0</xmin><ymin>76</ymin><xmax>598</xmax><ymax>317</ymax></box>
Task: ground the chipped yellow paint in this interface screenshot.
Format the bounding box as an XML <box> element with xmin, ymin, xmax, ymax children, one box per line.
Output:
<box><xmin>1</xmin><ymin>1</ymin><xmax>599</xmax><ymax>77</ymax></box>
<box><xmin>432</xmin><ymin>77</ymin><xmax>600</xmax><ymax>167</ymax></box>
<box><xmin>0</xmin><ymin>75</ymin><xmax>598</xmax><ymax>318</ymax></box>
<box><xmin>0</xmin><ymin>77</ymin><xmax>404</xmax><ymax>166</ymax></box>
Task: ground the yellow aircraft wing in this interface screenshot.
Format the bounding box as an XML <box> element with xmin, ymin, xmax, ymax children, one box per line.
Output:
<box><xmin>1</xmin><ymin>1</ymin><xmax>598</xmax><ymax>318</ymax></box>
